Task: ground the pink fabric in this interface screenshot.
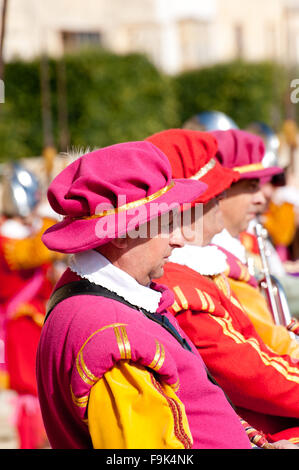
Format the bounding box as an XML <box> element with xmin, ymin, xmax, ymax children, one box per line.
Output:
<box><xmin>211</xmin><ymin>129</ymin><xmax>283</xmax><ymax>180</ymax></box>
<box><xmin>213</xmin><ymin>244</ymin><xmax>258</xmax><ymax>288</ymax></box>
<box><xmin>276</xmin><ymin>245</ymin><xmax>289</xmax><ymax>262</ymax></box>
<box><xmin>0</xmin><ymin>308</ymin><xmax>5</xmax><ymax>376</ymax></box>
<box><xmin>42</xmin><ymin>141</ymin><xmax>207</xmax><ymax>254</ymax></box>
<box><xmin>37</xmin><ymin>269</ymin><xmax>251</xmax><ymax>449</ymax></box>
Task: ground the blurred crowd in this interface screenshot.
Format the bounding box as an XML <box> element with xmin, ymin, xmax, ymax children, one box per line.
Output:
<box><xmin>0</xmin><ymin>111</ymin><xmax>299</xmax><ymax>449</ymax></box>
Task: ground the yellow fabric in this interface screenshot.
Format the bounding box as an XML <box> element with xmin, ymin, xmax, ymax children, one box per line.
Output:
<box><xmin>3</xmin><ymin>218</ymin><xmax>64</xmax><ymax>270</ymax></box>
<box><xmin>0</xmin><ymin>371</ymin><xmax>9</xmax><ymax>390</ymax></box>
<box><xmin>264</xmin><ymin>202</ymin><xmax>296</xmax><ymax>247</ymax></box>
<box><xmin>13</xmin><ymin>302</ymin><xmax>44</xmax><ymax>327</ymax></box>
<box><xmin>87</xmin><ymin>361</ymin><xmax>193</xmax><ymax>449</ymax></box>
<box><xmin>228</xmin><ymin>278</ymin><xmax>299</xmax><ymax>359</ymax></box>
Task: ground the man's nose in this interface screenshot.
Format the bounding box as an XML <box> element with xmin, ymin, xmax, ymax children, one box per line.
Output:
<box><xmin>253</xmin><ymin>188</ymin><xmax>267</xmax><ymax>206</ymax></box>
<box><xmin>169</xmin><ymin>225</ymin><xmax>185</xmax><ymax>248</ymax></box>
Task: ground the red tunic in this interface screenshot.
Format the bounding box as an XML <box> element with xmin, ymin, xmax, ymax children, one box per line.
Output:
<box><xmin>0</xmin><ymin>234</ymin><xmax>53</xmax><ymax>395</ymax></box>
<box><xmin>0</xmin><ymin>222</ymin><xmax>55</xmax><ymax>449</ymax></box>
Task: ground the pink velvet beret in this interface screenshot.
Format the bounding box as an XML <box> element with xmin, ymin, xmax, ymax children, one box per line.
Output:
<box><xmin>211</xmin><ymin>129</ymin><xmax>283</xmax><ymax>180</ymax></box>
<box><xmin>42</xmin><ymin>141</ymin><xmax>207</xmax><ymax>253</ymax></box>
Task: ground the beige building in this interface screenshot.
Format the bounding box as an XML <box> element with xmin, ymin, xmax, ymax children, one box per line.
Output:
<box><xmin>1</xmin><ymin>0</ymin><xmax>215</xmax><ymax>73</ymax></box>
<box><xmin>1</xmin><ymin>0</ymin><xmax>299</xmax><ymax>73</ymax></box>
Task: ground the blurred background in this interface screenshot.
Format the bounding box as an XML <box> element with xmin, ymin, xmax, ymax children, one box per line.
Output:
<box><xmin>1</xmin><ymin>0</ymin><xmax>299</xmax><ymax>171</ymax></box>
<box><xmin>0</xmin><ymin>0</ymin><xmax>299</xmax><ymax>449</ymax></box>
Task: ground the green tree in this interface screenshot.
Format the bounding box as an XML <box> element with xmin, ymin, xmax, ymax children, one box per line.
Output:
<box><xmin>173</xmin><ymin>60</ymin><xmax>288</xmax><ymax>130</ymax></box>
<box><xmin>0</xmin><ymin>48</ymin><xmax>179</xmax><ymax>161</ymax></box>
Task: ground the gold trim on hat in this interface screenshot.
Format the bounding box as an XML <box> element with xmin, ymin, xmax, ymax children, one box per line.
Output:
<box><xmin>72</xmin><ymin>181</ymin><xmax>175</xmax><ymax>220</ymax></box>
<box><xmin>189</xmin><ymin>158</ymin><xmax>217</xmax><ymax>180</ymax></box>
<box><xmin>233</xmin><ymin>163</ymin><xmax>264</xmax><ymax>174</ymax></box>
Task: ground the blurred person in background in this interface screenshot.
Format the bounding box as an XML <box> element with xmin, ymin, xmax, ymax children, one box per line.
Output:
<box><xmin>0</xmin><ymin>162</ymin><xmax>63</xmax><ymax>449</ymax></box>
<box><xmin>242</xmin><ymin>177</ymin><xmax>299</xmax><ymax>307</ymax></box>
<box><xmin>236</xmin><ymin>122</ymin><xmax>299</xmax><ymax>319</ymax></box>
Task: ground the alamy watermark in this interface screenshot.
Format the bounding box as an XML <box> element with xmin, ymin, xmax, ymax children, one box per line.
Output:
<box><xmin>93</xmin><ymin>201</ymin><xmax>204</xmax><ymax>241</ymax></box>
<box><xmin>94</xmin><ymin>197</ymin><xmax>204</xmax><ymax>243</ymax></box>
<box><xmin>290</xmin><ymin>78</ymin><xmax>299</xmax><ymax>104</ymax></box>
<box><xmin>0</xmin><ymin>79</ymin><xmax>4</xmax><ymax>103</ymax></box>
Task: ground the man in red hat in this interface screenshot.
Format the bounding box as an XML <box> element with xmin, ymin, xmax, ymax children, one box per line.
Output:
<box><xmin>147</xmin><ymin>128</ymin><xmax>299</xmax><ymax>447</ymax></box>
<box><xmin>37</xmin><ymin>140</ymin><xmax>256</xmax><ymax>449</ymax></box>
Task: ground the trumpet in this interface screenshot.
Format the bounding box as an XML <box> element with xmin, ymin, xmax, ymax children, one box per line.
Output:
<box><xmin>253</xmin><ymin>221</ymin><xmax>294</xmax><ymax>332</ymax></box>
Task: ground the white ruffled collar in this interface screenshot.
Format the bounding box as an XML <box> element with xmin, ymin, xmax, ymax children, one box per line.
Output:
<box><xmin>212</xmin><ymin>229</ymin><xmax>247</xmax><ymax>264</ymax></box>
<box><xmin>169</xmin><ymin>244</ymin><xmax>228</xmax><ymax>276</ymax></box>
<box><xmin>68</xmin><ymin>250</ymin><xmax>162</xmax><ymax>313</ymax></box>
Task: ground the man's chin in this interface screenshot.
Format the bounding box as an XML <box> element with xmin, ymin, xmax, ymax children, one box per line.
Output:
<box><xmin>151</xmin><ymin>266</ymin><xmax>165</xmax><ymax>281</ymax></box>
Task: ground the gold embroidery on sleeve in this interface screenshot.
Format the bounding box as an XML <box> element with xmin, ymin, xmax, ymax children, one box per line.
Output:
<box><xmin>114</xmin><ymin>325</ymin><xmax>132</xmax><ymax>360</ymax></box>
<box><xmin>75</xmin><ymin>323</ymin><xmax>128</xmax><ymax>386</ymax></box>
<box><xmin>204</xmin><ymin>292</ymin><xmax>215</xmax><ymax>313</ymax></box>
<box><xmin>171</xmin><ymin>301</ymin><xmax>181</xmax><ymax>313</ymax></box>
<box><xmin>149</xmin><ymin>341</ymin><xmax>165</xmax><ymax>371</ymax></box>
<box><xmin>150</xmin><ymin>374</ymin><xmax>193</xmax><ymax>449</ymax></box>
<box><xmin>195</xmin><ymin>288</ymin><xmax>208</xmax><ymax>310</ymax></box>
<box><xmin>170</xmin><ymin>379</ymin><xmax>180</xmax><ymax>392</ymax></box>
<box><xmin>173</xmin><ymin>286</ymin><xmax>189</xmax><ymax>310</ymax></box>
<box><xmin>70</xmin><ymin>385</ymin><xmax>89</xmax><ymax>408</ymax></box>
<box><xmin>213</xmin><ymin>274</ymin><xmax>231</xmax><ymax>298</ymax></box>
<box><xmin>209</xmin><ymin>311</ymin><xmax>299</xmax><ymax>384</ymax></box>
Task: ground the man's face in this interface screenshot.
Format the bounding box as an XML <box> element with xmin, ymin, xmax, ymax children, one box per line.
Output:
<box><xmin>202</xmin><ymin>194</ymin><xmax>225</xmax><ymax>245</ymax></box>
<box><xmin>259</xmin><ymin>182</ymin><xmax>275</xmax><ymax>213</ymax></box>
<box><xmin>120</xmin><ymin>211</ymin><xmax>185</xmax><ymax>286</ymax></box>
<box><xmin>181</xmin><ymin>194</ymin><xmax>225</xmax><ymax>247</ymax></box>
<box><xmin>219</xmin><ymin>179</ymin><xmax>266</xmax><ymax>237</ymax></box>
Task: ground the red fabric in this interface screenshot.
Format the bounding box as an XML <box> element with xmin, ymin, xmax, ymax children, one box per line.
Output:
<box><xmin>239</xmin><ymin>231</ymin><xmax>260</xmax><ymax>255</ymax></box>
<box><xmin>211</xmin><ymin>129</ymin><xmax>282</xmax><ymax>180</ymax></box>
<box><xmin>0</xmin><ymin>232</ymin><xmax>53</xmax><ymax>448</ymax></box>
<box><xmin>0</xmin><ymin>236</ymin><xmax>53</xmax><ymax>310</ymax></box>
<box><xmin>0</xmin><ymin>233</ymin><xmax>52</xmax><ymax>395</ymax></box>
<box><xmin>267</xmin><ymin>427</ymin><xmax>299</xmax><ymax>444</ymax></box>
<box><xmin>6</xmin><ymin>316</ymin><xmax>42</xmax><ymax>395</ymax></box>
<box><xmin>146</xmin><ymin>128</ymin><xmax>239</xmax><ymax>203</ymax></box>
<box><xmin>15</xmin><ymin>395</ymin><xmax>48</xmax><ymax>449</ymax></box>
<box><xmin>157</xmin><ymin>262</ymin><xmax>299</xmax><ymax>441</ymax></box>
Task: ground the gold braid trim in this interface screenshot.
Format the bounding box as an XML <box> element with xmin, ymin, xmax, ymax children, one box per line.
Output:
<box><xmin>233</xmin><ymin>163</ymin><xmax>264</xmax><ymax>174</ymax></box>
<box><xmin>75</xmin><ymin>323</ymin><xmax>128</xmax><ymax>386</ymax></box>
<box><xmin>71</xmin><ymin>182</ymin><xmax>175</xmax><ymax>220</ymax></box>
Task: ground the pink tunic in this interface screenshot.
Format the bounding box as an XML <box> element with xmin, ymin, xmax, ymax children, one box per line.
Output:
<box><xmin>36</xmin><ymin>269</ymin><xmax>251</xmax><ymax>449</ymax></box>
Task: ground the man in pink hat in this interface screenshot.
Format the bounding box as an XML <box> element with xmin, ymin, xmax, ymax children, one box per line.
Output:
<box><xmin>148</xmin><ymin>128</ymin><xmax>299</xmax><ymax>448</ymax></box>
<box><xmin>36</xmin><ymin>140</ymin><xmax>253</xmax><ymax>449</ymax></box>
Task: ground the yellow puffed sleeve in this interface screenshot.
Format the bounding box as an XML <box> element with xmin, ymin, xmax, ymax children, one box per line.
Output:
<box><xmin>228</xmin><ymin>278</ymin><xmax>299</xmax><ymax>359</ymax></box>
<box><xmin>87</xmin><ymin>361</ymin><xmax>193</xmax><ymax>449</ymax></box>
